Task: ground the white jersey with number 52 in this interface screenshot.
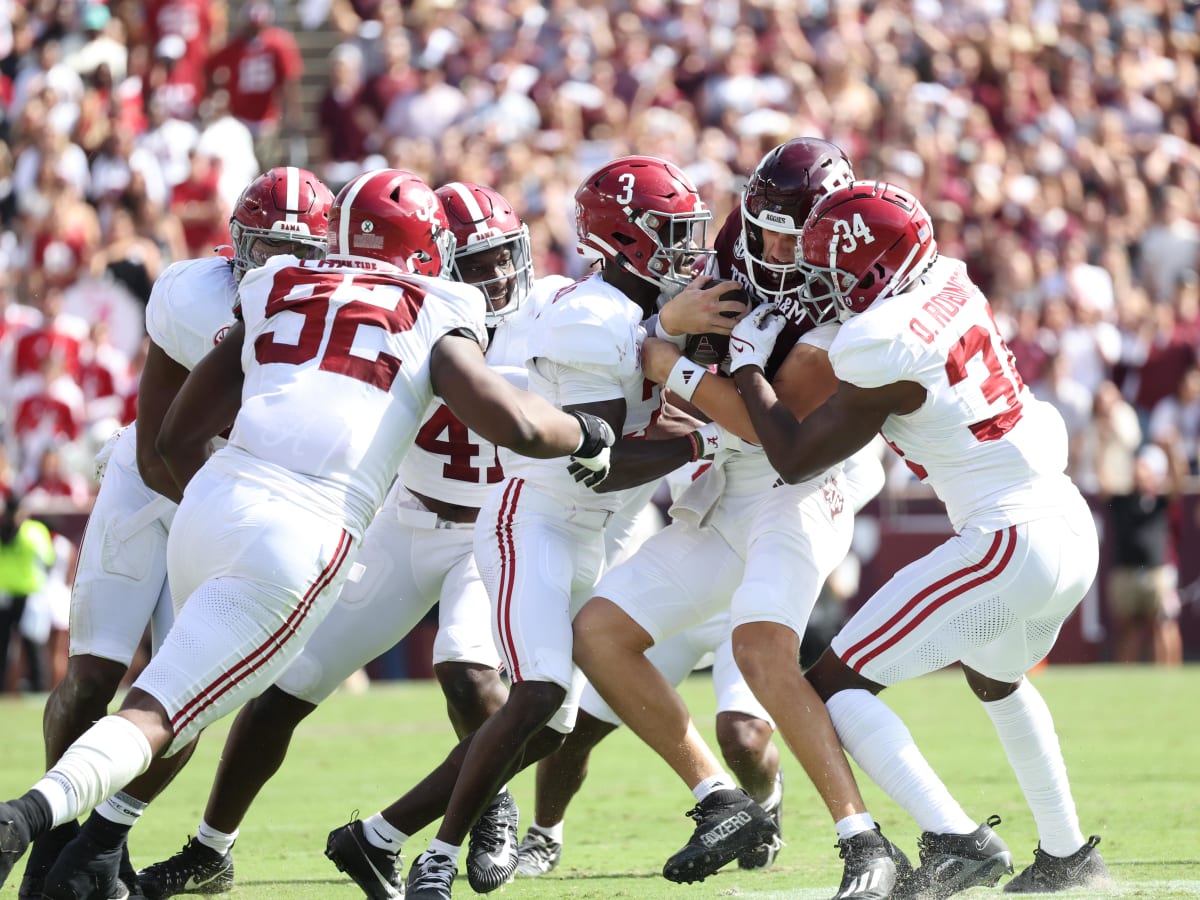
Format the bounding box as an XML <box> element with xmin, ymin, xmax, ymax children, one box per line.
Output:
<box><xmin>828</xmin><ymin>256</ymin><xmax>1078</xmax><ymax>532</ymax></box>
<box><xmin>225</xmin><ymin>254</ymin><xmax>486</xmax><ymax>535</ymax></box>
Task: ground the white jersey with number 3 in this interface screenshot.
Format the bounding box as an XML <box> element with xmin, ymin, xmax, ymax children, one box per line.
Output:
<box><xmin>829</xmin><ymin>256</ymin><xmax>1078</xmax><ymax>532</ymax></box>
<box><xmin>224</xmin><ymin>255</ymin><xmax>486</xmax><ymax>535</ymax></box>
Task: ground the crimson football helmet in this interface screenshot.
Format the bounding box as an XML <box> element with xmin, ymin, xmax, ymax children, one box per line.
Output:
<box><xmin>741</xmin><ymin>138</ymin><xmax>854</xmax><ymax>315</ymax></box>
<box><xmin>229</xmin><ymin>166</ymin><xmax>334</xmax><ymax>278</ymax></box>
<box><xmin>798</xmin><ymin>180</ymin><xmax>938</xmax><ymax>321</ymax></box>
<box><xmin>436</xmin><ymin>182</ymin><xmax>533</xmax><ymax>327</ymax></box>
<box><xmin>328</xmin><ymin>168</ymin><xmax>455</xmax><ymax>276</ymax></box>
<box><xmin>574</xmin><ymin>155</ymin><xmax>712</xmax><ymax>298</ymax></box>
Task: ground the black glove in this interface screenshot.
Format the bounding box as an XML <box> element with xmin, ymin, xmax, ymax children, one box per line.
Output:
<box><xmin>566</xmin><ymin>410</ymin><xmax>615</xmax><ymax>488</ymax></box>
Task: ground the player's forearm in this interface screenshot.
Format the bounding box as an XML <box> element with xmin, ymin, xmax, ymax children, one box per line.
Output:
<box><xmin>592</xmin><ymin>434</ymin><xmax>697</xmax><ymax>493</ymax></box>
<box><xmin>493</xmin><ymin>397</ymin><xmax>588</xmax><ymax>459</ymax></box>
<box><xmin>734</xmin><ymin>367</ymin><xmax>824</xmax><ymax>483</ymax></box>
<box><xmin>686</xmin><ymin>375</ymin><xmax>758</xmax><ymax>443</ymax></box>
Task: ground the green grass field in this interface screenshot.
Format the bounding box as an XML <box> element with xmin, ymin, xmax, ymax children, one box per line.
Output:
<box><xmin>2</xmin><ymin>665</ymin><xmax>1198</xmax><ymax>898</ymax></box>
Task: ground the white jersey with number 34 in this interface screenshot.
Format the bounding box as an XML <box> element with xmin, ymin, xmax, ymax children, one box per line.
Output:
<box><xmin>829</xmin><ymin>256</ymin><xmax>1079</xmax><ymax>533</ymax></box>
<box><xmin>225</xmin><ymin>254</ymin><xmax>486</xmax><ymax>535</ymax></box>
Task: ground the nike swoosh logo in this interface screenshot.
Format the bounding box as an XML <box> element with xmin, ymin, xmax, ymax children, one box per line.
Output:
<box><xmin>975</xmin><ymin>837</ymin><xmax>992</xmax><ymax>851</ymax></box>
<box><xmin>483</xmin><ymin>844</ymin><xmax>513</xmax><ymax>869</ymax></box>
<box><xmin>183</xmin><ymin>871</ymin><xmax>226</xmax><ymax>890</ymax></box>
<box><xmin>730</xmin><ymin>338</ymin><xmax>753</xmax><ymax>353</ymax></box>
<box><xmin>1065</xmin><ymin>859</ymin><xmax>1090</xmax><ymax>879</ymax></box>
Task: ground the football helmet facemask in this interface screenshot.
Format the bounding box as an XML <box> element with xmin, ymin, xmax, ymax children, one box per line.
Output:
<box><xmin>436</xmin><ymin>182</ymin><xmax>533</xmax><ymax>327</ymax></box>
<box><xmin>741</xmin><ymin>138</ymin><xmax>854</xmax><ymax>318</ymax></box>
<box><xmin>328</xmin><ymin>168</ymin><xmax>455</xmax><ymax>276</ymax></box>
<box><xmin>575</xmin><ymin>155</ymin><xmax>712</xmax><ymax>299</ymax></box>
<box><xmin>798</xmin><ymin>180</ymin><xmax>938</xmax><ymax>321</ymax></box>
<box><xmin>229</xmin><ymin>166</ymin><xmax>334</xmax><ymax>279</ymax></box>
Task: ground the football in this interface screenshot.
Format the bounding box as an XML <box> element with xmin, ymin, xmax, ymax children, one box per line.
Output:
<box><xmin>683</xmin><ymin>280</ymin><xmax>749</xmax><ymax>367</ymax></box>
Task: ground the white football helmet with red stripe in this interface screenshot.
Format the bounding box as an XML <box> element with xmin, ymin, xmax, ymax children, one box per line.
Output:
<box><xmin>436</xmin><ymin>182</ymin><xmax>533</xmax><ymax>327</ymax></box>
<box><xmin>328</xmin><ymin>168</ymin><xmax>455</xmax><ymax>277</ymax></box>
<box><xmin>229</xmin><ymin>166</ymin><xmax>334</xmax><ymax>279</ymax></box>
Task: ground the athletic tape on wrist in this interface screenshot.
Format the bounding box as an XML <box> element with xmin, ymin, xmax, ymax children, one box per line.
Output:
<box><xmin>666</xmin><ymin>356</ymin><xmax>707</xmax><ymax>403</ymax></box>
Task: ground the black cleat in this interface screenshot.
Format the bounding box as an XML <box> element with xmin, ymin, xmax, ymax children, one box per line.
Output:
<box><xmin>662</xmin><ymin>788</ymin><xmax>780</xmax><ymax>884</ymax></box>
<box><xmin>895</xmin><ymin>815</ymin><xmax>1014</xmax><ymax>900</ymax></box>
<box><xmin>406</xmin><ymin>851</ymin><xmax>456</xmax><ymax>900</ymax></box>
<box><xmin>832</xmin><ymin>826</ymin><xmax>904</xmax><ymax>900</ymax></box>
<box><xmin>18</xmin><ymin>820</ymin><xmax>81</xmax><ymax>900</ymax></box>
<box><xmin>1004</xmin><ymin>835</ymin><xmax>1110</xmax><ymax>893</ymax></box>
<box><xmin>0</xmin><ymin>801</ymin><xmax>35</xmax><ymax>891</ymax></box>
<box><xmin>136</xmin><ymin>836</ymin><xmax>234</xmax><ymax>900</ymax></box>
<box><xmin>40</xmin><ymin>830</ymin><xmax>129</xmax><ymax>900</ymax></box>
<box><xmin>465</xmin><ymin>790</ymin><xmax>519</xmax><ymax>893</ymax></box>
<box><xmin>324</xmin><ymin>818</ymin><xmax>403</xmax><ymax>900</ymax></box>
<box><xmin>737</xmin><ymin>771</ymin><xmax>784</xmax><ymax>870</ymax></box>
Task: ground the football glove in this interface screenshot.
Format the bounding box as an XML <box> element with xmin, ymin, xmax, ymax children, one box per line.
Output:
<box><xmin>567</xmin><ymin>410</ymin><xmax>616</xmax><ymax>488</ymax></box>
<box><xmin>729</xmin><ymin>304</ymin><xmax>786</xmax><ymax>373</ymax></box>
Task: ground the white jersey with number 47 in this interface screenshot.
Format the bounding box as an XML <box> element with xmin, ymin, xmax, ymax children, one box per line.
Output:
<box><xmin>224</xmin><ymin>254</ymin><xmax>486</xmax><ymax>536</ymax></box>
<box><xmin>398</xmin><ymin>274</ymin><xmax>572</xmax><ymax>508</ymax></box>
<box><xmin>828</xmin><ymin>256</ymin><xmax>1079</xmax><ymax>533</ymax></box>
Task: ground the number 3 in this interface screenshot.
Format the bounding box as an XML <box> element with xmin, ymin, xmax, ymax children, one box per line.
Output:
<box><xmin>944</xmin><ymin>323</ymin><xmax>1025</xmax><ymax>442</ymax></box>
<box><xmin>615</xmin><ymin>173</ymin><xmax>635</xmax><ymax>205</ymax></box>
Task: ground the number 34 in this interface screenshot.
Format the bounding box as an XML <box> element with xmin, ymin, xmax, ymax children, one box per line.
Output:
<box><xmin>832</xmin><ymin>214</ymin><xmax>875</xmax><ymax>253</ymax></box>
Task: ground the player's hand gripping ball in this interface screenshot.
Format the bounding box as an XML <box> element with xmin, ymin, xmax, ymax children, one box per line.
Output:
<box><xmin>683</xmin><ymin>279</ymin><xmax>750</xmax><ymax>368</ymax></box>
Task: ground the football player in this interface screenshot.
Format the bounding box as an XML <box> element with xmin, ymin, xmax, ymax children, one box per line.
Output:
<box><xmin>329</xmin><ymin>155</ymin><xmax>761</xmax><ymax>900</ymax></box>
<box><xmin>0</xmin><ymin>169</ymin><xmax>615</xmax><ymax>897</ymax></box>
<box><xmin>134</xmin><ymin>182</ymin><xmax>571</xmax><ymax>900</ymax></box>
<box><xmin>517</xmin><ymin>444</ymin><xmax>886</xmax><ymax>879</ymax></box>
<box><xmin>573</xmin><ymin>138</ymin><xmax>914</xmax><ymax>899</ymax></box>
<box><xmin>16</xmin><ymin>166</ymin><xmax>335</xmax><ymax>900</ymax></box>
<box><xmin>731</xmin><ymin>179</ymin><xmax>1109</xmax><ymax>897</ymax></box>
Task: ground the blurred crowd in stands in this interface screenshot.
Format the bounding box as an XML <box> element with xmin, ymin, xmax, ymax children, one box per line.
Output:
<box><xmin>0</xmin><ymin>0</ymin><xmax>1198</xmax><ymax>681</ymax></box>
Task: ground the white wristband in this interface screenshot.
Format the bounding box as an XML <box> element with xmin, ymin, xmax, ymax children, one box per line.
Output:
<box><xmin>653</xmin><ymin>314</ymin><xmax>688</xmax><ymax>349</ymax></box>
<box><xmin>665</xmin><ymin>355</ymin><xmax>707</xmax><ymax>403</ymax></box>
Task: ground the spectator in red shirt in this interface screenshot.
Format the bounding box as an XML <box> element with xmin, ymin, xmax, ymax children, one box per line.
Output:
<box><xmin>141</xmin><ymin>0</ymin><xmax>226</xmax><ymax>108</ymax></box>
<box><xmin>169</xmin><ymin>148</ymin><xmax>229</xmax><ymax>258</ymax></box>
<box><xmin>205</xmin><ymin>2</ymin><xmax>303</xmax><ymax>169</ymax></box>
<box><xmin>23</xmin><ymin>446</ymin><xmax>91</xmax><ymax>508</ymax></box>
<box><xmin>12</xmin><ymin>289</ymin><xmax>87</xmax><ymax>384</ymax></box>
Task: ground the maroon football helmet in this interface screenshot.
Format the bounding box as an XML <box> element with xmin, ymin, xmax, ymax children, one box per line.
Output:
<box><xmin>328</xmin><ymin>169</ymin><xmax>455</xmax><ymax>276</ymax></box>
<box><xmin>741</xmin><ymin>138</ymin><xmax>854</xmax><ymax>315</ymax></box>
<box><xmin>574</xmin><ymin>155</ymin><xmax>712</xmax><ymax>297</ymax></box>
<box><xmin>798</xmin><ymin>180</ymin><xmax>938</xmax><ymax>320</ymax></box>
<box><xmin>436</xmin><ymin>182</ymin><xmax>533</xmax><ymax>327</ymax></box>
<box><xmin>229</xmin><ymin>166</ymin><xmax>334</xmax><ymax>278</ymax></box>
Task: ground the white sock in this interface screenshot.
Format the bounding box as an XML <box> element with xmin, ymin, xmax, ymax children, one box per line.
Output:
<box><xmin>196</xmin><ymin>819</ymin><xmax>239</xmax><ymax>856</ymax></box>
<box><xmin>983</xmin><ymin>680</ymin><xmax>1085</xmax><ymax>857</ymax></box>
<box><xmin>362</xmin><ymin>813</ymin><xmax>408</xmax><ymax>854</ymax></box>
<box><xmin>835</xmin><ymin>812</ymin><xmax>877</xmax><ymax>840</ymax></box>
<box><xmin>692</xmin><ymin>773</ymin><xmax>736</xmax><ymax>802</ymax></box>
<box><xmin>32</xmin><ymin>715</ymin><xmax>154</xmax><ymax>828</ymax></box>
<box><xmin>426</xmin><ymin>839</ymin><xmax>460</xmax><ymax>866</ymax></box>
<box><xmin>531</xmin><ymin>821</ymin><xmax>563</xmax><ymax>843</ymax></box>
<box><xmin>827</xmin><ymin>690</ymin><xmax>977</xmax><ymax>835</ymax></box>
<box><xmin>96</xmin><ymin>791</ymin><xmax>147</xmax><ymax>827</ymax></box>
